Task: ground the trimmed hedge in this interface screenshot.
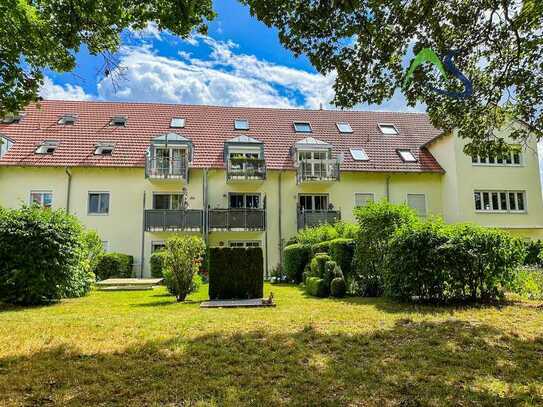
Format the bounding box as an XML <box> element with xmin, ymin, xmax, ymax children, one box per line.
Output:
<box><xmin>95</xmin><ymin>253</ymin><xmax>134</xmax><ymax>280</ymax></box>
<box><xmin>306</xmin><ymin>277</ymin><xmax>328</xmax><ymax>297</ymax></box>
<box><xmin>209</xmin><ymin>247</ymin><xmax>264</xmax><ymax>299</ymax></box>
<box><xmin>150</xmin><ymin>251</ymin><xmax>167</xmax><ymax>278</ymax></box>
<box><xmin>310</xmin><ymin>253</ymin><xmax>331</xmax><ymax>278</ymax></box>
<box><xmin>328</xmin><ymin>238</ymin><xmax>354</xmax><ymax>278</ymax></box>
<box><xmin>283</xmin><ymin>244</ymin><xmax>311</xmax><ymax>283</ymax></box>
<box><xmin>311</xmin><ymin>241</ymin><xmax>331</xmax><ymax>255</ymax></box>
<box><xmin>524</xmin><ymin>240</ymin><xmax>543</xmax><ymax>266</ymax></box>
<box><xmin>330</xmin><ymin>277</ymin><xmax>347</xmax><ymax>297</ymax></box>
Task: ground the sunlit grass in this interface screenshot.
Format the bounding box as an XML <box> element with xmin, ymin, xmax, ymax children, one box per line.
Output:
<box><xmin>1</xmin><ymin>284</ymin><xmax>542</xmax><ymax>406</ymax></box>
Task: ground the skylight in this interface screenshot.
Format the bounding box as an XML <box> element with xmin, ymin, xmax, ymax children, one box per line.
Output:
<box><xmin>337</xmin><ymin>122</ymin><xmax>353</xmax><ymax>133</ymax></box>
<box><xmin>1</xmin><ymin>114</ymin><xmax>23</xmax><ymax>124</ymax></box>
<box><xmin>234</xmin><ymin>119</ymin><xmax>249</xmax><ymax>130</ymax></box>
<box><xmin>35</xmin><ymin>141</ymin><xmax>59</xmax><ymax>155</ymax></box>
<box><xmin>398</xmin><ymin>149</ymin><xmax>417</xmax><ymax>162</ymax></box>
<box><xmin>350</xmin><ymin>148</ymin><xmax>369</xmax><ymax>161</ymax></box>
<box><xmin>378</xmin><ymin>123</ymin><xmax>399</xmax><ymax>135</ymax></box>
<box><xmin>94</xmin><ymin>143</ymin><xmax>115</xmax><ymax>155</ymax></box>
<box><xmin>110</xmin><ymin>116</ymin><xmax>127</xmax><ymax>127</ymax></box>
<box><xmin>293</xmin><ymin>122</ymin><xmax>312</xmax><ymax>133</ymax></box>
<box><xmin>170</xmin><ymin>117</ymin><xmax>185</xmax><ymax>128</ymax></box>
<box><xmin>58</xmin><ymin>114</ymin><xmax>76</xmax><ymax>125</ymax></box>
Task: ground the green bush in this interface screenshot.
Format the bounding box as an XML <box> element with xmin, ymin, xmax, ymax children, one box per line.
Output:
<box><xmin>352</xmin><ymin>200</ymin><xmax>418</xmax><ymax>296</ymax></box>
<box><xmin>328</xmin><ymin>238</ymin><xmax>354</xmax><ymax>279</ymax></box>
<box><xmin>306</xmin><ymin>277</ymin><xmax>328</xmax><ymax>297</ymax></box>
<box><xmin>330</xmin><ymin>277</ymin><xmax>347</xmax><ymax>298</ymax></box>
<box><xmin>509</xmin><ymin>268</ymin><xmax>543</xmax><ymax>300</ymax></box>
<box><xmin>311</xmin><ymin>241</ymin><xmax>331</xmax><ymax>255</ymax></box>
<box><xmin>524</xmin><ymin>240</ymin><xmax>543</xmax><ymax>266</ymax></box>
<box><xmin>0</xmin><ymin>205</ymin><xmax>92</xmax><ymax>305</ymax></box>
<box><xmin>95</xmin><ymin>253</ymin><xmax>134</xmax><ymax>280</ymax></box>
<box><xmin>283</xmin><ymin>243</ymin><xmax>311</xmax><ymax>283</ymax></box>
<box><xmin>150</xmin><ymin>251</ymin><xmax>167</xmax><ymax>278</ymax></box>
<box><xmin>324</xmin><ymin>260</ymin><xmax>343</xmax><ymax>288</ymax></box>
<box><xmin>82</xmin><ymin>229</ymin><xmax>104</xmax><ymax>275</ymax></box>
<box><xmin>309</xmin><ymin>253</ymin><xmax>331</xmax><ymax>278</ymax></box>
<box><xmin>209</xmin><ymin>248</ymin><xmax>264</xmax><ymax>299</ymax></box>
<box><xmin>294</xmin><ymin>221</ymin><xmax>359</xmax><ymax>245</ymax></box>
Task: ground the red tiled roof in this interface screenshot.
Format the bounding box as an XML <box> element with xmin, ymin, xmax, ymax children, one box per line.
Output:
<box><xmin>0</xmin><ymin>100</ymin><xmax>444</xmax><ymax>173</ymax></box>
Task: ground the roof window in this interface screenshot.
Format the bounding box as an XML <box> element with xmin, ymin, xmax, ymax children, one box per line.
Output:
<box><xmin>397</xmin><ymin>149</ymin><xmax>417</xmax><ymax>162</ymax></box>
<box><xmin>94</xmin><ymin>143</ymin><xmax>115</xmax><ymax>155</ymax></box>
<box><xmin>1</xmin><ymin>114</ymin><xmax>23</xmax><ymax>124</ymax></box>
<box><xmin>337</xmin><ymin>122</ymin><xmax>353</xmax><ymax>133</ymax></box>
<box><xmin>110</xmin><ymin>116</ymin><xmax>127</xmax><ymax>127</ymax></box>
<box><xmin>58</xmin><ymin>114</ymin><xmax>76</xmax><ymax>125</ymax></box>
<box><xmin>378</xmin><ymin>123</ymin><xmax>399</xmax><ymax>135</ymax></box>
<box><xmin>35</xmin><ymin>140</ymin><xmax>59</xmax><ymax>155</ymax></box>
<box><xmin>350</xmin><ymin>148</ymin><xmax>369</xmax><ymax>161</ymax></box>
<box><xmin>170</xmin><ymin>117</ymin><xmax>185</xmax><ymax>128</ymax></box>
<box><xmin>234</xmin><ymin>119</ymin><xmax>249</xmax><ymax>130</ymax></box>
<box><xmin>293</xmin><ymin>122</ymin><xmax>312</xmax><ymax>133</ymax></box>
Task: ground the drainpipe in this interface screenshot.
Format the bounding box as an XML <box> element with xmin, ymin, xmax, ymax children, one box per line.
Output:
<box><xmin>278</xmin><ymin>171</ymin><xmax>283</xmax><ymax>269</ymax></box>
<box><xmin>64</xmin><ymin>167</ymin><xmax>72</xmax><ymax>213</ymax></box>
<box><xmin>264</xmin><ymin>194</ymin><xmax>269</xmax><ymax>279</ymax></box>
<box><xmin>203</xmin><ymin>168</ymin><xmax>209</xmax><ymax>245</ymax></box>
<box><xmin>140</xmin><ymin>191</ymin><xmax>146</xmax><ymax>278</ymax></box>
<box><xmin>386</xmin><ymin>175</ymin><xmax>391</xmax><ymax>201</ymax></box>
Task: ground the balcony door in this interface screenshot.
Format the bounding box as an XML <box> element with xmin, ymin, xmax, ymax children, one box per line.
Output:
<box><xmin>229</xmin><ymin>150</ymin><xmax>260</xmax><ymax>172</ymax></box>
<box><xmin>298</xmin><ymin>150</ymin><xmax>330</xmax><ymax>178</ymax></box>
<box><xmin>153</xmin><ymin>193</ymin><xmax>185</xmax><ymax>210</ymax></box>
<box><xmin>229</xmin><ymin>193</ymin><xmax>260</xmax><ymax>209</ymax></box>
<box><xmin>299</xmin><ymin>194</ymin><xmax>329</xmax><ymax>212</ymax></box>
<box><xmin>155</xmin><ymin>147</ymin><xmax>186</xmax><ymax>175</ymax></box>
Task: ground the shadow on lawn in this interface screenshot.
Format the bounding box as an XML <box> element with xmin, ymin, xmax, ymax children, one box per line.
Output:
<box><xmin>1</xmin><ymin>320</ymin><xmax>542</xmax><ymax>406</ymax></box>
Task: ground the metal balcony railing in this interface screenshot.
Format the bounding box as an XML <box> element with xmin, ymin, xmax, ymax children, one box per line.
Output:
<box><xmin>144</xmin><ymin>209</ymin><xmax>203</xmax><ymax>232</ymax></box>
<box><xmin>297</xmin><ymin>210</ymin><xmax>341</xmax><ymax>229</ymax></box>
<box><xmin>226</xmin><ymin>158</ymin><xmax>266</xmax><ymax>181</ymax></box>
<box><xmin>296</xmin><ymin>159</ymin><xmax>340</xmax><ymax>183</ymax></box>
<box><xmin>145</xmin><ymin>157</ymin><xmax>188</xmax><ymax>180</ymax></box>
<box><xmin>208</xmin><ymin>208</ymin><xmax>266</xmax><ymax>231</ymax></box>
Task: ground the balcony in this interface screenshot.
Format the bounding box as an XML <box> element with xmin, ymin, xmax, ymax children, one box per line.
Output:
<box><xmin>208</xmin><ymin>209</ymin><xmax>266</xmax><ymax>231</ymax></box>
<box><xmin>145</xmin><ymin>157</ymin><xmax>188</xmax><ymax>181</ymax></box>
<box><xmin>226</xmin><ymin>158</ymin><xmax>266</xmax><ymax>182</ymax></box>
<box><xmin>297</xmin><ymin>210</ymin><xmax>341</xmax><ymax>229</ymax></box>
<box><xmin>144</xmin><ymin>209</ymin><xmax>203</xmax><ymax>232</ymax></box>
<box><xmin>296</xmin><ymin>159</ymin><xmax>340</xmax><ymax>183</ymax></box>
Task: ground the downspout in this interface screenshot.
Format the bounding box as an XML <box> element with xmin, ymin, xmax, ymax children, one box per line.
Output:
<box><xmin>264</xmin><ymin>193</ymin><xmax>269</xmax><ymax>279</ymax></box>
<box><xmin>203</xmin><ymin>168</ymin><xmax>209</xmax><ymax>245</ymax></box>
<box><xmin>278</xmin><ymin>171</ymin><xmax>283</xmax><ymax>269</ymax></box>
<box><xmin>140</xmin><ymin>191</ymin><xmax>146</xmax><ymax>278</ymax></box>
<box><xmin>64</xmin><ymin>167</ymin><xmax>72</xmax><ymax>213</ymax></box>
<box><xmin>386</xmin><ymin>175</ymin><xmax>391</xmax><ymax>201</ymax></box>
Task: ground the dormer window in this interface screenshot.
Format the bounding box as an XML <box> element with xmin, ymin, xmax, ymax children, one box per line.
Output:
<box><xmin>337</xmin><ymin>122</ymin><xmax>353</xmax><ymax>133</ymax></box>
<box><xmin>1</xmin><ymin>114</ymin><xmax>23</xmax><ymax>124</ymax></box>
<box><xmin>170</xmin><ymin>117</ymin><xmax>185</xmax><ymax>128</ymax></box>
<box><xmin>95</xmin><ymin>143</ymin><xmax>115</xmax><ymax>155</ymax></box>
<box><xmin>397</xmin><ymin>149</ymin><xmax>417</xmax><ymax>162</ymax></box>
<box><xmin>378</xmin><ymin>123</ymin><xmax>399</xmax><ymax>135</ymax></box>
<box><xmin>35</xmin><ymin>140</ymin><xmax>59</xmax><ymax>155</ymax></box>
<box><xmin>234</xmin><ymin>119</ymin><xmax>249</xmax><ymax>130</ymax></box>
<box><xmin>293</xmin><ymin>122</ymin><xmax>312</xmax><ymax>133</ymax></box>
<box><xmin>58</xmin><ymin>114</ymin><xmax>76</xmax><ymax>125</ymax></box>
<box><xmin>0</xmin><ymin>135</ymin><xmax>14</xmax><ymax>158</ymax></box>
<box><xmin>350</xmin><ymin>148</ymin><xmax>369</xmax><ymax>161</ymax></box>
<box><xmin>110</xmin><ymin>116</ymin><xmax>127</xmax><ymax>127</ymax></box>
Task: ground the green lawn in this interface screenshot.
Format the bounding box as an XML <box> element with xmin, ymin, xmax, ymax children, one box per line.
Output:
<box><xmin>1</xmin><ymin>284</ymin><xmax>542</xmax><ymax>406</ymax></box>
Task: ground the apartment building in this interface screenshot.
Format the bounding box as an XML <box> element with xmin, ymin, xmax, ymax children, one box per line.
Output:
<box><xmin>0</xmin><ymin>100</ymin><xmax>541</xmax><ymax>277</ymax></box>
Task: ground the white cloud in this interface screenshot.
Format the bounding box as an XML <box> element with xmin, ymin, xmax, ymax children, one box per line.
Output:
<box><xmin>40</xmin><ymin>76</ymin><xmax>92</xmax><ymax>101</ymax></box>
<box><xmin>128</xmin><ymin>22</ymin><xmax>163</xmax><ymax>41</ymax></box>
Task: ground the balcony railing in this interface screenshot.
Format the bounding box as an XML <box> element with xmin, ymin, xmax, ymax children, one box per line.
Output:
<box><xmin>227</xmin><ymin>158</ymin><xmax>266</xmax><ymax>181</ymax></box>
<box><xmin>297</xmin><ymin>210</ymin><xmax>341</xmax><ymax>229</ymax></box>
<box><xmin>145</xmin><ymin>209</ymin><xmax>203</xmax><ymax>232</ymax></box>
<box><xmin>145</xmin><ymin>157</ymin><xmax>188</xmax><ymax>180</ymax></box>
<box><xmin>208</xmin><ymin>208</ymin><xmax>266</xmax><ymax>231</ymax></box>
<box><xmin>296</xmin><ymin>159</ymin><xmax>340</xmax><ymax>183</ymax></box>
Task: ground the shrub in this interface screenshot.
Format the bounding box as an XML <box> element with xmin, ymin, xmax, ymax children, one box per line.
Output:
<box><xmin>0</xmin><ymin>205</ymin><xmax>92</xmax><ymax>305</ymax></box>
<box><xmin>164</xmin><ymin>268</ymin><xmax>203</xmax><ymax>297</ymax></box>
<box><xmin>164</xmin><ymin>235</ymin><xmax>206</xmax><ymax>301</ymax></box>
<box><xmin>330</xmin><ymin>277</ymin><xmax>347</xmax><ymax>298</ymax></box>
<box><xmin>324</xmin><ymin>260</ymin><xmax>343</xmax><ymax>288</ymax></box>
<box><xmin>95</xmin><ymin>253</ymin><xmax>134</xmax><ymax>280</ymax></box>
<box><xmin>352</xmin><ymin>201</ymin><xmax>418</xmax><ymax>296</ymax></box>
<box><xmin>150</xmin><ymin>251</ymin><xmax>167</xmax><ymax>278</ymax></box>
<box><xmin>311</xmin><ymin>241</ymin><xmax>331</xmax><ymax>255</ymax></box>
<box><xmin>309</xmin><ymin>253</ymin><xmax>331</xmax><ymax>278</ymax></box>
<box><xmin>283</xmin><ymin>243</ymin><xmax>311</xmax><ymax>283</ymax></box>
<box><xmin>82</xmin><ymin>229</ymin><xmax>104</xmax><ymax>274</ymax></box>
<box><xmin>294</xmin><ymin>221</ymin><xmax>359</xmax><ymax>245</ymax></box>
<box><xmin>328</xmin><ymin>238</ymin><xmax>354</xmax><ymax>279</ymax></box>
<box><xmin>509</xmin><ymin>268</ymin><xmax>543</xmax><ymax>300</ymax></box>
<box><xmin>306</xmin><ymin>277</ymin><xmax>328</xmax><ymax>297</ymax></box>
<box><xmin>524</xmin><ymin>240</ymin><xmax>543</xmax><ymax>266</ymax></box>
<box><xmin>209</xmin><ymin>247</ymin><xmax>264</xmax><ymax>299</ymax></box>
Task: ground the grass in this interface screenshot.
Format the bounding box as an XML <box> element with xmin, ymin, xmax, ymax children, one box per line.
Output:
<box><xmin>1</xmin><ymin>284</ymin><xmax>542</xmax><ymax>406</ymax></box>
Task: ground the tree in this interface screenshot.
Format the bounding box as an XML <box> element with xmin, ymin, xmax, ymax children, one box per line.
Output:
<box><xmin>242</xmin><ymin>0</ymin><xmax>543</xmax><ymax>156</ymax></box>
<box><xmin>0</xmin><ymin>0</ymin><xmax>214</xmax><ymax>117</ymax></box>
<box><xmin>82</xmin><ymin>229</ymin><xmax>105</xmax><ymax>275</ymax></box>
<box><xmin>164</xmin><ymin>235</ymin><xmax>206</xmax><ymax>301</ymax></box>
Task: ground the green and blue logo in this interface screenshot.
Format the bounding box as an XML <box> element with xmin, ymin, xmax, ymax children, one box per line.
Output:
<box><xmin>404</xmin><ymin>48</ymin><xmax>473</xmax><ymax>99</ymax></box>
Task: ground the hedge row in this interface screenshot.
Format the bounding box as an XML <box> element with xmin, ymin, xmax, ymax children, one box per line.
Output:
<box><xmin>150</xmin><ymin>251</ymin><xmax>168</xmax><ymax>278</ymax></box>
<box><xmin>95</xmin><ymin>253</ymin><xmax>134</xmax><ymax>280</ymax></box>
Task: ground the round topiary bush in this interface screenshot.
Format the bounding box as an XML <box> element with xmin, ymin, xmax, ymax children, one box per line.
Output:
<box><xmin>310</xmin><ymin>253</ymin><xmax>331</xmax><ymax>278</ymax></box>
<box><xmin>330</xmin><ymin>277</ymin><xmax>347</xmax><ymax>298</ymax></box>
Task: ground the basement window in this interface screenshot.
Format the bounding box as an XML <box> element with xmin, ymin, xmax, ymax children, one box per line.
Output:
<box><xmin>293</xmin><ymin>122</ymin><xmax>312</xmax><ymax>133</ymax></box>
<box><xmin>397</xmin><ymin>149</ymin><xmax>417</xmax><ymax>162</ymax></box>
<box><xmin>170</xmin><ymin>117</ymin><xmax>185</xmax><ymax>128</ymax></box>
<box><xmin>378</xmin><ymin>123</ymin><xmax>399</xmax><ymax>135</ymax></box>
<box><xmin>350</xmin><ymin>148</ymin><xmax>369</xmax><ymax>161</ymax></box>
<box><xmin>336</xmin><ymin>122</ymin><xmax>353</xmax><ymax>133</ymax></box>
<box><xmin>35</xmin><ymin>140</ymin><xmax>59</xmax><ymax>155</ymax></box>
<box><xmin>110</xmin><ymin>116</ymin><xmax>127</xmax><ymax>127</ymax></box>
<box><xmin>234</xmin><ymin>119</ymin><xmax>249</xmax><ymax>130</ymax></box>
<box><xmin>94</xmin><ymin>143</ymin><xmax>115</xmax><ymax>155</ymax></box>
<box><xmin>58</xmin><ymin>114</ymin><xmax>76</xmax><ymax>125</ymax></box>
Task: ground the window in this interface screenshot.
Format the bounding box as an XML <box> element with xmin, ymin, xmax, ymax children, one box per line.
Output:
<box><xmin>299</xmin><ymin>194</ymin><xmax>329</xmax><ymax>211</ymax></box>
<box><xmin>170</xmin><ymin>117</ymin><xmax>185</xmax><ymax>128</ymax></box>
<box><xmin>229</xmin><ymin>193</ymin><xmax>260</xmax><ymax>209</ymax></box>
<box><xmin>35</xmin><ymin>141</ymin><xmax>59</xmax><ymax>154</ymax></box>
<box><xmin>58</xmin><ymin>114</ymin><xmax>76</xmax><ymax>125</ymax></box>
<box><xmin>293</xmin><ymin>122</ymin><xmax>312</xmax><ymax>133</ymax></box>
<box><xmin>94</xmin><ymin>143</ymin><xmax>115</xmax><ymax>155</ymax></box>
<box><xmin>378</xmin><ymin>123</ymin><xmax>399</xmax><ymax>135</ymax></box>
<box><xmin>298</xmin><ymin>150</ymin><xmax>332</xmax><ymax>178</ymax></box>
<box><xmin>474</xmin><ymin>190</ymin><xmax>526</xmax><ymax>213</ymax></box>
<box><xmin>350</xmin><ymin>148</ymin><xmax>369</xmax><ymax>161</ymax></box>
<box><xmin>471</xmin><ymin>149</ymin><xmax>522</xmax><ymax>166</ymax></box>
<box><xmin>336</xmin><ymin>122</ymin><xmax>353</xmax><ymax>133</ymax></box>
<box><xmin>234</xmin><ymin>119</ymin><xmax>249</xmax><ymax>130</ymax></box>
<box><xmin>152</xmin><ymin>193</ymin><xmax>184</xmax><ymax>210</ymax></box>
<box><xmin>30</xmin><ymin>191</ymin><xmax>53</xmax><ymax>208</ymax></box>
<box><xmin>88</xmin><ymin>192</ymin><xmax>110</xmax><ymax>215</ymax></box>
<box><xmin>397</xmin><ymin>149</ymin><xmax>417</xmax><ymax>162</ymax></box>
<box><xmin>1</xmin><ymin>114</ymin><xmax>23</xmax><ymax>124</ymax></box>
<box><xmin>0</xmin><ymin>136</ymin><xmax>13</xmax><ymax>158</ymax></box>
<box><xmin>110</xmin><ymin>116</ymin><xmax>127</xmax><ymax>127</ymax></box>
<box><xmin>355</xmin><ymin>193</ymin><xmax>374</xmax><ymax>207</ymax></box>
<box><xmin>101</xmin><ymin>241</ymin><xmax>110</xmax><ymax>253</ymax></box>
<box><xmin>151</xmin><ymin>241</ymin><xmax>166</xmax><ymax>253</ymax></box>
<box><xmin>228</xmin><ymin>240</ymin><xmax>261</xmax><ymax>248</ymax></box>
<box><xmin>407</xmin><ymin>194</ymin><xmax>427</xmax><ymax>217</ymax></box>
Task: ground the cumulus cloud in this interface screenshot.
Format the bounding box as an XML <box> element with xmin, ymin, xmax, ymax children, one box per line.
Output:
<box><xmin>40</xmin><ymin>76</ymin><xmax>92</xmax><ymax>101</ymax></box>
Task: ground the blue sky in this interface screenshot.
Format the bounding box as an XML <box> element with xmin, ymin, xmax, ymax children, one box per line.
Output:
<box><xmin>40</xmin><ymin>0</ymin><xmax>417</xmax><ymax>112</ymax></box>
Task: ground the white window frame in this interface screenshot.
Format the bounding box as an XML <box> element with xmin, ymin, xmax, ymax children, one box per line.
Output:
<box><xmin>406</xmin><ymin>193</ymin><xmax>427</xmax><ymax>217</ymax></box>
<box><xmin>234</xmin><ymin>119</ymin><xmax>249</xmax><ymax>130</ymax></box>
<box><xmin>474</xmin><ymin>190</ymin><xmax>527</xmax><ymax>213</ymax></box>
<box><xmin>297</xmin><ymin>149</ymin><xmax>332</xmax><ymax>178</ymax></box>
<box><xmin>293</xmin><ymin>122</ymin><xmax>312</xmax><ymax>133</ymax></box>
<box><xmin>397</xmin><ymin>149</ymin><xmax>417</xmax><ymax>162</ymax></box>
<box><xmin>350</xmin><ymin>148</ymin><xmax>369</xmax><ymax>161</ymax></box>
<box><xmin>170</xmin><ymin>117</ymin><xmax>185</xmax><ymax>128</ymax></box>
<box><xmin>35</xmin><ymin>141</ymin><xmax>59</xmax><ymax>155</ymax></box>
<box><xmin>228</xmin><ymin>240</ymin><xmax>261</xmax><ymax>248</ymax></box>
<box><xmin>354</xmin><ymin>192</ymin><xmax>375</xmax><ymax>207</ymax></box>
<box><xmin>58</xmin><ymin>114</ymin><xmax>76</xmax><ymax>125</ymax></box>
<box><xmin>471</xmin><ymin>149</ymin><xmax>522</xmax><ymax>167</ymax></box>
<box><xmin>101</xmin><ymin>240</ymin><xmax>110</xmax><ymax>253</ymax></box>
<box><xmin>151</xmin><ymin>241</ymin><xmax>166</xmax><ymax>253</ymax></box>
<box><xmin>88</xmin><ymin>192</ymin><xmax>110</xmax><ymax>215</ymax></box>
<box><xmin>110</xmin><ymin>116</ymin><xmax>127</xmax><ymax>127</ymax></box>
<box><xmin>94</xmin><ymin>143</ymin><xmax>115</xmax><ymax>155</ymax></box>
<box><xmin>378</xmin><ymin>123</ymin><xmax>399</xmax><ymax>135</ymax></box>
<box><xmin>298</xmin><ymin>194</ymin><xmax>329</xmax><ymax>211</ymax></box>
<box><xmin>336</xmin><ymin>122</ymin><xmax>353</xmax><ymax>133</ymax></box>
<box><xmin>152</xmin><ymin>192</ymin><xmax>185</xmax><ymax>210</ymax></box>
<box><xmin>30</xmin><ymin>190</ymin><xmax>53</xmax><ymax>208</ymax></box>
